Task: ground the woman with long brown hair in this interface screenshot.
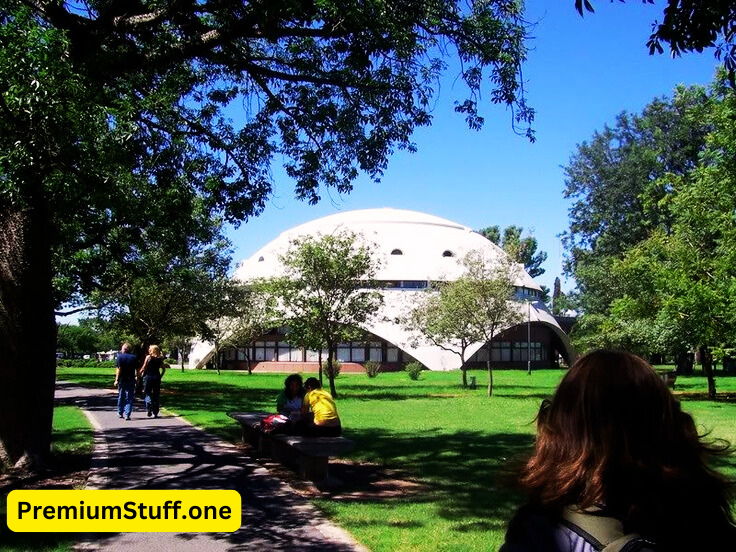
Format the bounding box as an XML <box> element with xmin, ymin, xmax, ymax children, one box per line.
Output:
<box><xmin>501</xmin><ymin>349</ymin><xmax>735</xmax><ymax>551</ymax></box>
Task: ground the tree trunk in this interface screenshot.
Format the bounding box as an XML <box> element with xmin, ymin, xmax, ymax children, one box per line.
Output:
<box><xmin>0</xmin><ymin>202</ymin><xmax>57</xmax><ymax>469</ymax></box>
<box><xmin>245</xmin><ymin>348</ymin><xmax>252</xmax><ymax>375</ymax></box>
<box><xmin>461</xmin><ymin>367</ymin><xmax>467</xmax><ymax>389</ymax></box>
<box><xmin>326</xmin><ymin>343</ymin><xmax>337</xmax><ymax>398</ymax></box>
<box><xmin>699</xmin><ymin>346</ymin><xmax>717</xmax><ymax>399</ymax></box>
<box><xmin>318</xmin><ymin>349</ymin><xmax>323</xmax><ymax>386</ymax></box>
<box><xmin>675</xmin><ymin>351</ymin><xmax>694</xmax><ymax>375</ymax></box>
<box><xmin>486</xmin><ymin>356</ymin><xmax>494</xmax><ymax>398</ymax></box>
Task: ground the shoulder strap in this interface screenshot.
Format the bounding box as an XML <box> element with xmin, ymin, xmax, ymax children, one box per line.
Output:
<box><xmin>562</xmin><ymin>507</ymin><xmax>644</xmax><ymax>552</ymax></box>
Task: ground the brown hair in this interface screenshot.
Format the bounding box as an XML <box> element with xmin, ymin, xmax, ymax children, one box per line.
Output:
<box><xmin>518</xmin><ymin>349</ymin><xmax>735</xmax><ymax>547</ymax></box>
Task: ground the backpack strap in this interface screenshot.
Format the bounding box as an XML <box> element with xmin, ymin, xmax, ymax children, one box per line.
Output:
<box><xmin>562</xmin><ymin>507</ymin><xmax>646</xmax><ymax>552</ymax></box>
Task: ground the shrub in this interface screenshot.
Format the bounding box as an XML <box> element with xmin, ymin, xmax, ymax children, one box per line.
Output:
<box><xmin>364</xmin><ymin>360</ymin><xmax>381</xmax><ymax>378</ymax></box>
<box><xmin>325</xmin><ymin>359</ymin><xmax>341</xmax><ymax>379</ymax></box>
<box><xmin>164</xmin><ymin>357</ymin><xmax>178</xmax><ymax>365</ymax></box>
<box><xmin>56</xmin><ymin>358</ymin><xmax>116</xmax><ymax>368</ymax></box>
<box><xmin>405</xmin><ymin>361</ymin><xmax>424</xmax><ymax>380</ymax></box>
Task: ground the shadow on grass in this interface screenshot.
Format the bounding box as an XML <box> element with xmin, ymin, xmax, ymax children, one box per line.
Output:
<box><xmin>493</xmin><ymin>393</ymin><xmax>554</xmax><ymax>401</ymax></box>
<box><xmin>335</xmin><ymin>427</ymin><xmax>534</xmax><ymax>533</ymax></box>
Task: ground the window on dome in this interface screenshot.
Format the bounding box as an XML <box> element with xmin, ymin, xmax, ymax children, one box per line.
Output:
<box><xmin>442</xmin><ymin>250</ymin><xmax>454</xmax><ymax>257</ymax></box>
<box><xmin>258</xmin><ymin>256</ymin><xmax>264</xmax><ymax>262</ymax></box>
<box><xmin>391</xmin><ymin>249</ymin><xmax>403</xmax><ymax>255</ymax></box>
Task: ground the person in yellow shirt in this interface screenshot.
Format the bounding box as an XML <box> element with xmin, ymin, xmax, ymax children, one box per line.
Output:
<box><xmin>299</xmin><ymin>377</ymin><xmax>342</xmax><ymax>437</ymax></box>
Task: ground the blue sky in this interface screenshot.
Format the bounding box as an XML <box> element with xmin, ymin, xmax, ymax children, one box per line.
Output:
<box><xmin>224</xmin><ymin>0</ymin><xmax>720</xmax><ymax>294</ymax></box>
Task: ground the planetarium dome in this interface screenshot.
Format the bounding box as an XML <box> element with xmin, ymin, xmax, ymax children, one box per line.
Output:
<box><xmin>191</xmin><ymin>208</ymin><xmax>574</xmax><ymax>372</ymax></box>
<box><xmin>234</xmin><ymin>207</ymin><xmax>541</xmax><ymax>291</ymax></box>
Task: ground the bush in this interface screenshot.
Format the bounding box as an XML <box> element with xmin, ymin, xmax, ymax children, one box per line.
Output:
<box><xmin>164</xmin><ymin>357</ymin><xmax>178</xmax><ymax>365</ymax></box>
<box><xmin>325</xmin><ymin>359</ymin><xmax>341</xmax><ymax>379</ymax></box>
<box><xmin>405</xmin><ymin>361</ymin><xmax>424</xmax><ymax>381</ymax></box>
<box><xmin>56</xmin><ymin>358</ymin><xmax>116</xmax><ymax>368</ymax></box>
<box><xmin>364</xmin><ymin>360</ymin><xmax>381</xmax><ymax>378</ymax></box>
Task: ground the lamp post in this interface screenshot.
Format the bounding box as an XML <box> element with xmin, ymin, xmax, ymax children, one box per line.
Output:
<box><xmin>527</xmin><ymin>298</ymin><xmax>532</xmax><ymax>375</ymax></box>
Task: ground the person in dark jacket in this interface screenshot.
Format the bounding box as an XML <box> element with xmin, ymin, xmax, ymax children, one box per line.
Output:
<box><xmin>501</xmin><ymin>349</ymin><xmax>736</xmax><ymax>552</ymax></box>
<box><xmin>114</xmin><ymin>342</ymin><xmax>138</xmax><ymax>421</ymax></box>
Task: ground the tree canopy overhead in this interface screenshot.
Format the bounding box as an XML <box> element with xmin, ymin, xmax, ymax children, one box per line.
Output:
<box><xmin>0</xmin><ymin>0</ymin><xmax>536</xmax><ymax>468</ymax></box>
<box><xmin>18</xmin><ymin>0</ymin><xmax>536</xmax><ymax>212</ymax></box>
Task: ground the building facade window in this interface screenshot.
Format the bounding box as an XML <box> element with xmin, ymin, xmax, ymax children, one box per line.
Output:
<box><xmin>253</xmin><ymin>341</ymin><xmax>271</xmax><ymax>361</ymax></box>
<box><xmin>491</xmin><ymin>342</ymin><xmax>512</xmax><ymax>362</ymax></box>
<box><xmin>369</xmin><ymin>342</ymin><xmax>382</xmax><ymax>362</ymax></box>
<box><xmin>277</xmin><ymin>342</ymin><xmax>302</xmax><ymax>361</ymax></box>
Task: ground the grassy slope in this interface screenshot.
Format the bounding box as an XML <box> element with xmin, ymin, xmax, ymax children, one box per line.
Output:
<box><xmin>56</xmin><ymin>367</ymin><xmax>736</xmax><ymax>551</ymax></box>
<box><xmin>0</xmin><ymin>405</ymin><xmax>94</xmax><ymax>552</ymax></box>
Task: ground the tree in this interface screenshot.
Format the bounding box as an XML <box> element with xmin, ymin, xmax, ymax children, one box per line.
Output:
<box><xmin>566</xmin><ymin>75</ymin><xmax>736</xmax><ymax>398</ymax></box>
<box><xmin>1</xmin><ymin>1</ymin><xmax>534</xmax><ymax>468</ymax></box>
<box><xmin>56</xmin><ymin>323</ymin><xmax>99</xmax><ymax>358</ymax></box>
<box><xmin>539</xmin><ymin>285</ymin><xmax>551</xmax><ymax>307</ymax></box>
<box><xmin>477</xmin><ymin>225</ymin><xmax>548</xmax><ymax>278</ymax></box>
<box><xmin>552</xmin><ymin>277</ymin><xmax>563</xmax><ymax>315</ymax></box>
<box><xmin>414</xmin><ymin>251</ymin><xmax>522</xmax><ymax>397</ymax></box>
<box><xmin>269</xmin><ymin>231</ymin><xmax>383</xmax><ymax>398</ymax></box>
<box><xmin>562</xmin><ymin>84</ymin><xmax>714</xmax><ymax>316</ymax></box>
<box><xmin>202</xmin><ymin>281</ymin><xmax>275</xmax><ymax>375</ymax></box>
<box><xmin>94</xmin><ymin>230</ymin><xmax>232</xmax><ymax>354</ymax></box>
<box><xmin>576</xmin><ymin>1</ymin><xmax>736</xmax><ymax>84</ymax></box>
<box><xmin>408</xmin><ymin>282</ymin><xmax>484</xmax><ymax>388</ymax></box>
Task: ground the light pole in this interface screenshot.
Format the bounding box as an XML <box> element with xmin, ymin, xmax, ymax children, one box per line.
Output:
<box><xmin>527</xmin><ymin>298</ymin><xmax>532</xmax><ymax>375</ymax></box>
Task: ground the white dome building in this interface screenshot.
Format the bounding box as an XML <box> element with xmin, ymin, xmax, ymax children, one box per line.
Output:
<box><xmin>190</xmin><ymin>208</ymin><xmax>574</xmax><ymax>371</ymax></box>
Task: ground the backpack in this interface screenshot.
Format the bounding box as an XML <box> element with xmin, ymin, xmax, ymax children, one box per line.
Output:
<box><xmin>561</xmin><ymin>507</ymin><xmax>655</xmax><ymax>552</ymax></box>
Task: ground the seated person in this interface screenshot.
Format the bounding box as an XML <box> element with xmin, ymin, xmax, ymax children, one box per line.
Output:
<box><xmin>276</xmin><ymin>374</ymin><xmax>304</xmax><ymax>420</ymax></box>
<box><xmin>296</xmin><ymin>377</ymin><xmax>342</xmax><ymax>437</ymax></box>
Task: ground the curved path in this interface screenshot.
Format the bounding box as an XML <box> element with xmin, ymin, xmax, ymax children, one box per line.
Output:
<box><xmin>55</xmin><ymin>382</ymin><xmax>367</xmax><ymax>552</ymax></box>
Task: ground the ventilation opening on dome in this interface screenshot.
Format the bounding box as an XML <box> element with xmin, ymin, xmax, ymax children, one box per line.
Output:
<box><xmin>390</xmin><ymin>249</ymin><xmax>403</xmax><ymax>255</ymax></box>
<box><xmin>442</xmin><ymin>250</ymin><xmax>454</xmax><ymax>257</ymax></box>
<box><xmin>258</xmin><ymin>256</ymin><xmax>264</xmax><ymax>262</ymax></box>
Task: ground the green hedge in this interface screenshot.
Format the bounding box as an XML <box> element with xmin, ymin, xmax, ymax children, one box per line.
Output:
<box><xmin>56</xmin><ymin>359</ymin><xmax>116</xmax><ymax>368</ymax></box>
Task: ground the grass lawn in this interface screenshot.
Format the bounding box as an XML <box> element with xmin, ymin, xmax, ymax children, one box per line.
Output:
<box><xmin>0</xmin><ymin>405</ymin><xmax>94</xmax><ymax>552</ymax></box>
<box><xmin>56</xmin><ymin>366</ymin><xmax>736</xmax><ymax>551</ymax></box>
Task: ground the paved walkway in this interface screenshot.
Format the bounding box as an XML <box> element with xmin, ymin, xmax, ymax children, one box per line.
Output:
<box><xmin>55</xmin><ymin>382</ymin><xmax>367</xmax><ymax>552</ymax></box>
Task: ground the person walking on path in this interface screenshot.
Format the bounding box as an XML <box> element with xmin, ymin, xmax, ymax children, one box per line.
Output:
<box><xmin>139</xmin><ymin>344</ymin><xmax>166</xmax><ymax>418</ymax></box>
<box><xmin>54</xmin><ymin>381</ymin><xmax>367</xmax><ymax>551</ymax></box>
<box><xmin>114</xmin><ymin>343</ymin><xmax>138</xmax><ymax>420</ymax></box>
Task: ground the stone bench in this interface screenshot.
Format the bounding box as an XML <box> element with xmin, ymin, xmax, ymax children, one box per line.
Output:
<box><xmin>658</xmin><ymin>370</ymin><xmax>677</xmax><ymax>389</ymax></box>
<box><xmin>228</xmin><ymin>412</ymin><xmax>355</xmax><ymax>482</ymax></box>
<box><xmin>228</xmin><ymin>411</ymin><xmax>273</xmax><ymax>455</ymax></box>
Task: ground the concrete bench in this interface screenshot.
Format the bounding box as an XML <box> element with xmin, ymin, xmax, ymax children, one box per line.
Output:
<box><xmin>659</xmin><ymin>370</ymin><xmax>677</xmax><ymax>389</ymax></box>
<box><xmin>228</xmin><ymin>412</ymin><xmax>355</xmax><ymax>482</ymax></box>
<box><xmin>228</xmin><ymin>411</ymin><xmax>272</xmax><ymax>455</ymax></box>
